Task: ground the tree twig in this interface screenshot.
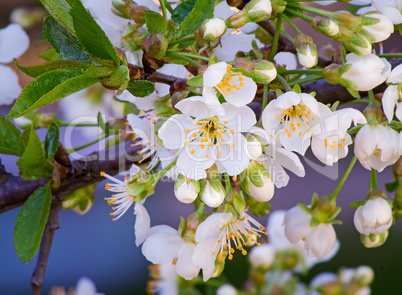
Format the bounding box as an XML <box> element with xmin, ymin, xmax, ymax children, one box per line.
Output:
<box><xmin>30</xmin><ymin>202</ymin><xmax>62</xmax><ymax>295</ymax></box>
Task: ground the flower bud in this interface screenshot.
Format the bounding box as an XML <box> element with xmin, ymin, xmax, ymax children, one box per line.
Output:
<box><xmin>201</xmin><ymin>179</ymin><xmax>225</xmax><ymax>208</ymax></box>
<box><xmin>249</xmin><ymin>244</ymin><xmax>275</xmax><ymax>269</ymax></box>
<box><xmin>195</xmin><ymin>18</ymin><xmax>227</xmax><ymax>43</ymax></box>
<box><xmin>225</xmin><ymin>11</ymin><xmax>249</xmax><ymax>29</ymax></box>
<box><xmin>312</xmin><ymin>16</ymin><xmax>340</xmax><ymax>37</ymax></box>
<box><xmin>145</xmin><ymin>32</ymin><xmax>168</xmax><ymax>60</ymax></box>
<box><xmin>174</xmin><ymin>174</ymin><xmax>201</xmax><ymax>204</ymax></box>
<box><xmin>360</xmin><ymin>12</ymin><xmax>394</xmax><ymax>43</ymax></box>
<box><xmin>112</xmin><ymin>0</ymin><xmax>133</xmax><ymax>19</ymax></box>
<box><xmin>244</xmin><ymin>0</ymin><xmax>272</xmax><ymax>23</ymax></box>
<box><xmin>353</xmin><ymin>196</ymin><xmax>393</xmax><ymax>235</ymax></box>
<box><xmin>250</xmin><ymin>60</ymin><xmax>277</xmax><ymax>84</ymax></box>
<box><xmin>217</xmin><ymin>284</ymin><xmax>237</xmax><ymax>295</ymax></box>
<box><xmin>271</xmin><ymin>0</ymin><xmax>286</xmax><ymax>14</ymax></box>
<box><xmin>361</xmin><ymin>231</ymin><xmax>389</xmax><ymax>248</ymax></box>
<box><xmin>10</xmin><ymin>8</ymin><xmax>47</xmax><ymax>29</ymax></box>
<box><xmin>296</xmin><ymin>43</ymin><xmax>318</xmax><ymax>68</ymax></box>
<box><xmin>246</xmin><ymin>135</ymin><xmax>263</xmax><ymax>160</ymax></box>
<box><xmin>241</xmin><ymin>161</ymin><xmax>274</xmax><ymax>202</ymax></box>
<box><xmin>354</xmin><ymin>265</ymin><xmax>374</xmax><ymax>286</ymax></box>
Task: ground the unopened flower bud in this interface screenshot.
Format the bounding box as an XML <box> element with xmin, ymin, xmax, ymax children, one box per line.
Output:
<box><xmin>195</xmin><ymin>18</ymin><xmax>227</xmax><ymax>43</ymax></box>
<box><xmin>225</xmin><ymin>11</ymin><xmax>248</xmax><ymax>28</ymax></box>
<box><xmin>249</xmin><ymin>244</ymin><xmax>275</xmax><ymax>269</ymax></box>
<box><xmin>241</xmin><ymin>161</ymin><xmax>274</xmax><ymax>202</ymax></box>
<box><xmin>244</xmin><ymin>0</ymin><xmax>272</xmax><ymax>23</ymax></box>
<box><xmin>10</xmin><ymin>8</ymin><xmax>47</xmax><ymax>29</ymax></box>
<box><xmin>174</xmin><ymin>175</ymin><xmax>200</xmax><ymax>204</ymax></box>
<box><xmin>112</xmin><ymin>0</ymin><xmax>132</xmax><ymax>19</ymax></box>
<box><xmin>217</xmin><ymin>284</ymin><xmax>237</xmax><ymax>295</ymax></box>
<box><xmin>354</xmin><ymin>265</ymin><xmax>374</xmax><ymax>286</ymax></box>
<box><xmin>312</xmin><ymin>16</ymin><xmax>340</xmax><ymax>37</ymax></box>
<box><xmin>130</xmin><ymin>6</ymin><xmax>147</xmax><ymax>25</ymax></box>
<box><xmin>271</xmin><ymin>0</ymin><xmax>286</xmax><ymax>14</ymax></box>
<box><xmin>246</xmin><ymin>135</ymin><xmax>263</xmax><ymax>160</ymax></box>
<box><xmin>145</xmin><ymin>32</ymin><xmax>168</xmax><ymax>60</ymax></box>
<box><xmin>362</xmin><ymin>104</ymin><xmax>383</xmax><ymax>122</ymax></box>
<box><xmin>296</xmin><ymin>43</ymin><xmax>318</xmax><ymax>68</ymax></box>
<box><xmin>201</xmin><ymin>179</ymin><xmax>225</xmax><ymax>207</ymax></box>
<box><xmin>360</xmin><ymin>231</ymin><xmax>389</xmax><ymax>248</ymax></box>
<box><xmin>354</xmin><ymin>196</ymin><xmax>393</xmax><ymax>235</ymax></box>
<box><xmin>360</xmin><ymin>12</ymin><xmax>394</xmax><ymax>43</ymax></box>
<box><xmin>251</xmin><ymin>60</ymin><xmax>277</xmax><ymax>84</ymax></box>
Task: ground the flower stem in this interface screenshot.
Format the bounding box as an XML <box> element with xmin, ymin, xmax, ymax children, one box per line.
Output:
<box><xmin>66</xmin><ymin>134</ymin><xmax>109</xmax><ymax>154</ymax></box>
<box><xmin>377</xmin><ymin>53</ymin><xmax>402</xmax><ymax>58</ymax></box>
<box><xmin>369</xmin><ymin>169</ymin><xmax>378</xmax><ymax>191</ymax></box>
<box><xmin>269</xmin><ymin>15</ymin><xmax>283</xmax><ymax>62</ymax></box>
<box><xmin>276</xmin><ymin>74</ymin><xmax>292</xmax><ymax>91</ymax></box>
<box><xmin>286</xmin><ymin>8</ymin><xmax>314</xmax><ymax>23</ymax></box>
<box><xmin>287</xmin><ymin>3</ymin><xmax>335</xmax><ymax>18</ymax></box>
<box><xmin>160</xmin><ymin>0</ymin><xmax>167</xmax><ymax>21</ymax></box>
<box><xmin>155</xmin><ymin>158</ymin><xmax>177</xmax><ymax>181</ymax></box>
<box><xmin>368</xmin><ymin>89</ymin><xmax>376</xmax><ymax>105</ymax></box>
<box><xmin>261</xmin><ymin>84</ymin><xmax>269</xmax><ymax>119</ymax></box>
<box><xmin>279</xmin><ymin>69</ymin><xmax>324</xmax><ymax>76</ymax></box>
<box><xmin>281</xmin><ymin>13</ymin><xmax>303</xmax><ymax>35</ymax></box>
<box><xmin>328</xmin><ymin>155</ymin><xmax>357</xmax><ymax>201</ymax></box>
<box><xmin>166</xmin><ymin>51</ymin><xmax>210</xmax><ymax>62</ymax></box>
<box><xmin>168</xmin><ymin>35</ymin><xmax>196</xmax><ymax>47</ymax></box>
<box><xmin>56</xmin><ymin>121</ymin><xmax>99</xmax><ymax>127</ymax></box>
<box><xmin>162</xmin><ymin>0</ymin><xmax>174</xmax><ymax>14</ymax></box>
<box><xmin>289</xmin><ymin>75</ymin><xmax>322</xmax><ymax>86</ymax></box>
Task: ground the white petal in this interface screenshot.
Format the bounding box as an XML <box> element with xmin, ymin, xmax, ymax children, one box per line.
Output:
<box><xmin>134</xmin><ymin>203</ymin><xmax>150</xmax><ymax>246</ymax></box>
<box><xmin>75</xmin><ymin>277</ymin><xmax>97</xmax><ymax>295</ymax></box>
<box><xmin>273</xmin><ymin>147</ymin><xmax>305</xmax><ymax>177</ymax></box>
<box><xmin>221</xmin><ymin>76</ymin><xmax>257</xmax><ymax>107</ymax></box>
<box><xmin>176</xmin><ymin>243</ymin><xmax>200</xmax><ymax>280</ymax></box>
<box><xmin>0</xmin><ymin>65</ymin><xmax>21</xmax><ymax>105</ymax></box>
<box><xmin>0</xmin><ymin>24</ymin><xmax>29</xmax><ymax>63</ymax></box>
<box><xmin>388</xmin><ymin>64</ymin><xmax>402</xmax><ymax>84</ymax></box>
<box><xmin>305</xmin><ymin>224</ymin><xmax>336</xmax><ymax>259</ymax></box>
<box><xmin>192</xmin><ymin>235</ymin><xmax>219</xmax><ymax>270</ymax></box>
<box><xmin>202</xmin><ymin>87</ymin><xmax>225</xmax><ymax>116</ymax></box>
<box><xmin>158</xmin><ymin>114</ymin><xmax>195</xmax><ymax>150</ymax></box>
<box><xmin>195</xmin><ymin>212</ymin><xmax>232</xmax><ymax>242</ymax></box>
<box><xmin>274</xmin><ymin>52</ymin><xmax>297</xmax><ymax>70</ymax></box>
<box><xmin>175</xmin><ymin>96</ymin><xmax>211</xmax><ymax>118</ymax></box>
<box><xmin>141</xmin><ymin>231</ymin><xmax>183</xmax><ymax>264</ymax></box>
<box><xmin>395</xmin><ymin>101</ymin><xmax>402</xmax><ymax>122</ymax></box>
<box><xmin>203</xmin><ymin>62</ymin><xmax>227</xmax><ymax>87</ymax></box>
<box><xmin>219</xmin><ymin>103</ymin><xmax>257</xmax><ymax>132</ymax></box>
<box><xmin>284</xmin><ymin>206</ymin><xmax>312</xmax><ymax>244</ymax></box>
<box><xmin>382</xmin><ymin>85</ymin><xmax>398</xmax><ymax>122</ymax></box>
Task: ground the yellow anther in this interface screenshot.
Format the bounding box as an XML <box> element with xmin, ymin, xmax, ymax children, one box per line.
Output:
<box><xmin>100</xmin><ymin>171</ymin><xmax>105</xmax><ymax>176</ymax></box>
<box><xmin>231</xmin><ymin>143</ymin><xmax>235</xmax><ymax>148</ymax></box>
<box><xmin>338</xmin><ymin>143</ymin><xmax>343</xmax><ymax>148</ymax></box>
<box><xmin>201</xmin><ymin>144</ymin><xmax>205</xmax><ymax>149</ymax></box>
<box><xmin>228</xmin><ymin>254</ymin><xmax>233</xmax><ymax>260</ymax></box>
<box><xmin>172</xmin><ymin>258</ymin><xmax>178</xmax><ymax>265</ymax></box>
<box><xmin>185</xmin><ymin>129</ymin><xmax>189</xmax><ymax>133</ymax></box>
<box><xmin>193</xmin><ymin>133</ymin><xmax>197</xmax><ymax>138</ymax></box>
<box><xmin>299</xmin><ymin>132</ymin><xmax>302</xmax><ymax>137</ymax></box>
<box><xmin>184</xmin><ymin>141</ymin><xmax>189</xmax><ymax>146</ymax></box>
<box><xmin>233</xmin><ymin>175</ymin><xmax>237</xmax><ymax>181</ymax></box>
<box><xmin>341</xmin><ymin>138</ymin><xmax>346</xmax><ymax>142</ymax></box>
<box><xmin>231</xmin><ymin>129</ymin><xmax>235</xmax><ymax>134</ymax></box>
<box><xmin>375</xmin><ymin>152</ymin><xmax>380</xmax><ymax>158</ymax></box>
<box><xmin>206</xmin><ymin>154</ymin><xmax>209</xmax><ymax>159</ymax></box>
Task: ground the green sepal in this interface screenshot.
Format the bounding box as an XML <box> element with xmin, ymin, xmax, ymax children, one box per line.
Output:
<box><xmin>346</xmin><ymin>87</ymin><xmax>361</xmax><ymax>99</ymax></box>
<box><xmin>233</xmin><ymin>191</ymin><xmax>246</xmax><ymax>214</ymax></box>
<box><xmin>71</xmin><ymin>0</ymin><xmax>119</xmax><ymax>64</ymax></box>
<box><xmin>97</xmin><ymin>112</ymin><xmax>109</xmax><ymax>135</ymax></box>
<box><xmin>275</xmin><ymin>89</ymin><xmax>284</xmax><ymax>97</ymax></box>
<box><xmin>14</xmin><ymin>185</ymin><xmax>52</xmax><ymax>264</ymax></box>
<box><xmin>245</xmin><ymin>194</ymin><xmax>271</xmax><ymax>216</ymax></box>
<box><xmin>311</xmin><ymin>192</ymin><xmax>319</xmax><ymax>208</ymax></box>
<box><xmin>297</xmin><ymin>203</ymin><xmax>311</xmax><ymax>214</ymax></box>
<box><xmin>38</xmin><ymin>48</ymin><xmax>62</xmax><ymax>61</ymax></box>
<box><xmin>192</xmin><ymin>179</ymin><xmax>201</xmax><ymax>194</ymax></box>
<box><xmin>209</xmin><ymin>178</ymin><xmax>224</xmax><ymax>194</ymax></box>
<box><xmin>175</xmin><ymin>174</ymin><xmax>186</xmax><ymax>191</ymax></box>
<box><xmin>44</xmin><ymin>122</ymin><xmax>60</xmax><ymax>159</ymax></box>
<box><xmin>327</xmin><ymin>206</ymin><xmax>342</xmax><ymax>220</ymax></box>
<box><xmin>187</xmin><ymin>75</ymin><xmax>203</xmax><ymax>87</ymax></box>
<box><xmin>328</xmin><ymin>219</ymin><xmax>343</xmax><ymax>225</ymax></box>
<box><xmin>330</xmin><ymin>101</ymin><xmax>340</xmax><ymax>112</ymax></box>
<box><xmin>349</xmin><ymin>200</ymin><xmax>366</xmax><ymax>208</ymax></box>
<box><xmin>62</xmin><ymin>183</ymin><xmax>96</xmax><ymax>214</ymax></box>
<box><xmin>292</xmin><ymin>84</ymin><xmax>302</xmax><ymax>94</ymax></box>
<box><xmin>145</xmin><ymin>10</ymin><xmax>167</xmax><ymax>34</ymax></box>
<box><xmin>14</xmin><ymin>59</ymin><xmax>91</xmax><ymax>78</ymax></box>
<box><xmin>309</xmin><ymin>216</ymin><xmax>320</xmax><ymax>227</ymax></box>
<box><xmin>385</xmin><ymin>179</ymin><xmax>399</xmax><ymax>192</ymax></box>
<box><xmin>127</xmin><ymin>182</ymin><xmax>146</xmax><ymax>197</ymax></box>
<box><xmin>16</xmin><ymin>127</ymin><xmax>54</xmax><ymax>180</ymax></box>
<box><xmin>43</xmin><ymin>16</ymin><xmax>94</xmax><ymax>64</ymax></box>
<box><xmin>240</xmin><ymin>170</ymin><xmax>250</xmax><ymax>195</ymax></box>
<box><xmin>178</xmin><ymin>216</ymin><xmax>186</xmax><ymax>237</ymax></box>
<box><xmin>126</xmin><ymin>80</ymin><xmax>155</xmax><ymax>97</ymax></box>
<box><xmin>0</xmin><ymin>115</ymin><xmax>22</xmax><ymax>156</ymax></box>
<box><xmin>224</xmin><ymin>203</ymin><xmax>238</xmax><ymax>221</ymax></box>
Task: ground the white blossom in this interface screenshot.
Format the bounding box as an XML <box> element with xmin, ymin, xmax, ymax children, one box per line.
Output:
<box><xmin>354</xmin><ymin>197</ymin><xmax>393</xmax><ymax>235</ymax></box>
<box><xmin>382</xmin><ymin>64</ymin><xmax>402</xmax><ymax>123</ymax></box>
<box><xmin>357</xmin><ymin>0</ymin><xmax>402</xmax><ymax>25</ymax></box>
<box><xmin>249</xmin><ymin>244</ymin><xmax>275</xmax><ymax>269</ymax></box>
<box><xmin>361</xmin><ymin>12</ymin><xmax>394</xmax><ymax>42</ymax></box>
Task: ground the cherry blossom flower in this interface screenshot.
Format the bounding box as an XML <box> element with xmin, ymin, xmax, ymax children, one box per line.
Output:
<box><xmin>382</xmin><ymin>64</ymin><xmax>402</xmax><ymax>122</ymax></box>
<box><xmin>192</xmin><ymin>212</ymin><xmax>267</xmax><ymax>281</ymax></box>
<box><xmin>158</xmin><ymin>98</ymin><xmax>256</xmax><ymax>180</ymax></box>
<box><xmin>357</xmin><ymin>0</ymin><xmax>402</xmax><ymax>25</ymax></box>
<box><xmin>354</xmin><ymin>197</ymin><xmax>393</xmax><ymax>235</ymax></box>
<box><xmin>0</xmin><ymin>23</ymin><xmax>29</xmax><ymax>105</ymax></box>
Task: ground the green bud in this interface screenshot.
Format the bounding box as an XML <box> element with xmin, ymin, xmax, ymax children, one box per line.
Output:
<box><xmin>147</xmin><ymin>32</ymin><xmax>168</xmax><ymax>60</ymax></box>
<box><xmin>243</xmin><ymin>0</ymin><xmax>272</xmax><ymax>23</ymax></box>
<box><xmin>362</xmin><ymin>104</ymin><xmax>383</xmax><ymax>122</ymax></box>
<box><xmin>296</xmin><ymin>43</ymin><xmax>318</xmax><ymax>68</ymax></box>
<box><xmin>195</xmin><ymin>18</ymin><xmax>227</xmax><ymax>43</ymax></box>
<box><xmin>127</xmin><ymin>170</ymin><xmax>157</xmax><ymax>202</ymax></box>
<box><xmin>251</xmin><ymin>60</ymin><xmax>277</xmax><ymax>84</ymax></box>
<box><xmin>323</xmin><ymin>63</ymin><xmax>342</xmax><ymax>85</ymax></box>
<box><xmin>271</xmin><ymin>0</ymin><xmax>287</xmax><ymax>14</ymax></box>
<box><xmin>312</xmin><ymin>16</ymin><xmax>340</xmax><ymax>37</ymax></box>
<box><xmin>112</xmin><ymin>0</ymin><xmax>133</xmax><ymax>19</ymax></box>
<box><xmin>226</xmin><ymin>11</ymin><xmax>249</xmax><ymax>29</ymax></box>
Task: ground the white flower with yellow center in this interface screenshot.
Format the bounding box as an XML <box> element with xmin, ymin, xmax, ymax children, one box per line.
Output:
<box><xmin>311</xmin><ymin>108</ymin><xmax>367</xmax><ymax>166</ymax></box>
<box><xmin>203</xmin><ymin>62</ymin><xmax>257</xmax><ymax>109</ymax></box>
<box><xmin>158</xmin><ymin>97</ymin><xmax>256</xmax><ymax>180</ymax></box>
<box><xmin>262</xmin><ymin>91</ymin><xmax>327</xmax><ymax>155</ymax></box>
<box><xmin>101</xmin><ymin>166</ymin><xmax>150</xmax><ymax>246</ymax></box>
<box><xmin>192</xmin><ymin>212</ymin><xmax>267</xmax><ymax>281</ymax></box>
<box><xmin>354</xmin><ymin>124</ymin><xmax>400</xmax><ymax>172</ymax></box>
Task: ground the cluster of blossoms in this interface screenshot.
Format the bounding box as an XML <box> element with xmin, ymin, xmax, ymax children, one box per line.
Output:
<box><xmin>5</xmin><ymin>0</ymin><xmax>402</xmax><ymax>293</ymax></box>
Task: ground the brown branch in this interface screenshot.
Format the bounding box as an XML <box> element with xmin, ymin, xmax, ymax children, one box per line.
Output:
<box><xmin>258</xmin><ymin>20</ymin><xmax>332</xmax><ymax>68</ymax></box>
<box><xmin>0</xmin><ymin>140</ymin><xmax>143</xmax><ymax>213</ymax></box>
<box><xmin>31</xmin><ymin>202</ymin><xmax>62</xmax><ymax>295</ymax></box>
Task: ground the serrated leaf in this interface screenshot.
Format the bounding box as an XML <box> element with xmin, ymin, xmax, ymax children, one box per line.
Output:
<box><xmin>45</xmin><ymin>122</ymin><xmax>60</xmax><ymax>159</ymax></box>
<box><xmin>14</xmin><ymin>186</ymin><xmax>52</xmax><ymax>264</ymax></box>
<box><xmin>71</xmin><ymin>0</ymin><xmax>119</xmax><ymax>64</ymax></box>
<box><xmin>15</xmin><ymin>58</ymin><xmax>91</xmax><ymax>78</ymax></box>
<box><xmin>171</xmin><ymin>0</ymin><xmax>197</xmax><ymax>24</ymax></box>
<box><xmin>187</xmin><ymin>75</ymin><xmax>203</xmax><ymax>87</ymax></box>
<box><xmin>38</xmin><ymin>48</ymin><xmax>62</xmax><ymax>61</ymax></box>
<box><xmin>173</xmin><ymin>0</ymin><xmax>214</xmax><ymax>42</ymax></box>
<box><xmin>145</xmin><ymin>11</ymin><xmax>167</xmax><ymax>34</ymax></box>
<box><xmin>16</xmin><ymin>127</ymin><xmax>53</xmax><ymax>180</ymax></box>
<box><xmin>7</xmin><ymin>67</ymin><xmax>102</xmax><ymax>118</ymax></box>
<box><xmin>0</xmin><ymin>115</ymin><xmax>22</xmax><ymax>156</ymax></box>
<box><xmin>19</xmin><ymin>128</ymin><xmax>31</xmax><ymax>155</ymax></box>
<box><xmin>126</xmin><ymin>80</ymin><xmax>155</xmax><ymax>97</ymax></box>
<box><xmin>39</xmin><ymin>0</ymin><xmax>75</xmax><ymax>35</ymax></box>
<box><xmin>43</xmin><ymin>16</ymin><xmax>94</xmax><ymax>64</ymax></box>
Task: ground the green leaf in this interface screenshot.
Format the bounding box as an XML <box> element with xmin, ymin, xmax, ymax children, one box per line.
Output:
<box><xmin>38</xmin><ymin>48</ymin><xmax>62</xmax><ymax>61</ymax></box>
<box><xmin>171</xmin><ymin>0</ymin><xmax>197</xmax><ymax>24</ymax></box>
<box><xmin>173</xmin><ymin>0</ymin><xmax>214</xmax><ymax>41</ymax></box>
<box><xmin>14</xmin><ymin>186</ymin><xmax>52</xmax><ymax>264</ymax></box>
<box><xmin>45</xmin><ymin>122</ymin><xmax>60</xmax><ymax>159</ymax></box>
<box><xmin>126</xmin><ymin>80</ymin><xmax>155</xmax><ymax>97</ymax></box>
<box><xmin>145</xmin><ymin>11</ymin><xmax>167</xmax><ymax>34</ymax></box>
<box><xmin>71</xmin><ymin>0</ymin><xmax>119</xmax><ymax>64</ymax></box>
<box><xmin>15</xmin><ymin>58</ymin><xmax>91</xmax><ymax>78</ymax></box>
<box><xmin>187</xmin><ymin>74</ymin><xmax>203</xmax><ymax>87</ymax></box>
<box><xmin>39</xmin><ymin>0</ymin><xmax>75</xmax><ymax>35</ymax></box>
<box><xmin>0</xmin><ymin>115</ymin><xmax>22</xmax><ymax>156</ymax></box>
<box><xmin>109</xmin><ymin>65</ymin><xmax>130</xmax><ymax>86</ymax></box>
<box><xmin>43</xmin><ymin>16</ymin><xmax>94</xmax><ymax>64</ymax></box>
<box><xmin>16</xmin><ymin>128</ymin><xmax>53</xmax><ymax>180</ymax></box>
<box><xmin>7</xmin><ymin>67</ymin><xmax>101</xmax><ymax>118</ymax></box>
<box><xmin>19</xmin><ymin>128</ymin><xmax>31</xmax><ymax>156</ymax></box>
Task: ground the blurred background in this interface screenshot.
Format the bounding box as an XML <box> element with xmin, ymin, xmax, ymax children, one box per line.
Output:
<box><xmin>1</xmin><ymin>1</ymin><xmax>402</xmax><ymax>294</ymax></box>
